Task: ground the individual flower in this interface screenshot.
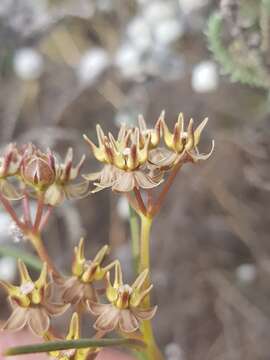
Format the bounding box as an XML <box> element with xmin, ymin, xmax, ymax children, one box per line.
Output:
<box><xmin>0</xmin><ymin>143</ymin><xmax>24</xmax><ymax>200</ymax></box>
<box><xmin>57</xmin><ymin>238</ymin><xmax>117</xmax><ymax>308</ymax></box>
<box><xmin>21</xmin><ymin>144</ymin><xmax>56</xmax><ymax>192</ymax></box>
<box><xmin>45</xmin><ymin>312</ymin><xmax>99</xmax><ymax>360</ymax></box>
<box><xmin>149</xmin><ymin>113</ymin><xmax>214</xmax><ymax>170</ymax></box>
<box><xmin>83</xmin><ymin>123</ymin><xmax>162</xmax><ymax>192</ymax></box>
<box><xmin>43</xmin><ymin>148</ymin><xmax>89</xmax><ymax>206</ymax></box>
<box><xmin>0</xmin><ymin>260</ymin><xmax>69</xmax><ymax>336</ymax></box>
<box><xmin>88</xmin><ymin>264</ymin><xmax>157</xmax><ymax>333</ymax></box>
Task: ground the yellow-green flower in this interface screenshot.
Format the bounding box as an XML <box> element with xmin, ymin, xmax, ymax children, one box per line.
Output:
<box><xmin>149</xmin><ymin>113</ymin><xmax>214</xmax><ymax>169</ymax></box>
<box><xmin>83</xmin><ymin>123</ymin><xmax>162</xmax><ymax>192</ymax></box>
<box><xmin>46</xmin><ymin>312</ymin><xmax>98</xmax><ymax>360</ymax></box>
<box><xmin>0</xmin><ymin>260</ymin><xmax>69</xmax><ymax>336</ymax></box>
<box><xmin>57</xmin><ymin>238</ymin><xmax>118</xmax><ymax>308</ymax></box>
<box><xmin>88</xmin><ymin>263</ymin><xmax>157</xmax><ymax>333</ymax></box>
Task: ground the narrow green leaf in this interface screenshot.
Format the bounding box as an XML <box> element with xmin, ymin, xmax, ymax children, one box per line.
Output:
<box><xmin>0</xmin><ymin>245</ymin><xmax>42</xmax><ymax>271</ymax></box>
<box><xmin>4</xmin><ymin>338</ymin><xmax>146</xmax><ymax>356</ymax></box>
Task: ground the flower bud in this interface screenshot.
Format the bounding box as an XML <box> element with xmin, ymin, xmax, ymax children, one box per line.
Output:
<box><xmin>22</xmin><ymin>153</ymin><xmax>56</xmax><ymax>191</ymax></box>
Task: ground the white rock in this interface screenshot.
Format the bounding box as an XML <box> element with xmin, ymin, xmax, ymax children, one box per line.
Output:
<box><xmin>154</xmin><ymin>19</ymin><xmax>184</xmax><ymax>45</ymax></box>
<box><xmin>127</xmin><ymin>17</ymin><xmax>152</xmax><ymax>51</ymax></box>
<box><xmin>143</xmin><ymin>1</ymin><xmax>175</xmax><ymax>26</ymax></box>
<box><xmin>0</xmin><ymin>257</ymin><xmax>17</xmax><ymax>282</ymax></box>
<box><xmin>13</xmin><ymin>48</ymin><xmax>44</xmax><ymax>80</ymax></box>
<box><xmin>191</xmin><ymin>61</ymin><xmax>218</xmax><ymax>93</ymax></box>
<box><xmin>115</xmin><ymin>44</ymin><xmax>141</xmax><ymax>78</ymax></box>
<box><xmin>117</xmin><ymin>196</ymin><xmax>130</xmax><ymax>220</ymax></box>
<box><xmin>179</xmin><ymin>0</ymin><xmax>208</xmax><ymax>15</ymax></box>
<box><xmin>77</xmin><ymin>48</ymin><xmax>110</xmax><ymax>85</ymax></box>
<box><xmin>236</xmin><ymin>264</ymin><xmax>257</xmax><ymax>284</ymax></box>
<box><xmin>165</xmin><ymin>342</ymin><xmax>184</xmax><ymax>360</ymax></box>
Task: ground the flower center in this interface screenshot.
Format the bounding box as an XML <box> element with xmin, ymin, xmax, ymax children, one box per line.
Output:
<box><xmin>20</xmin><ymin>282</ymin><xmax>35</xmax><ymax>295</ymax></box>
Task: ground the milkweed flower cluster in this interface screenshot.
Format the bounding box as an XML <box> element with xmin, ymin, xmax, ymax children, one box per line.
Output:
<box><xmin>84</xmin><ymin>112</ymin><xmax>214</xmax><ymax>193</ymax></box>
<box><xmin>0</xmin><ymin>111</ymin><xmax>214</xmax><ymax>360</ymax></box>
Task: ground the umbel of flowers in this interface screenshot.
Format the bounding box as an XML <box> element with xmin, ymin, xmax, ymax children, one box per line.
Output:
<box><xmin>0</xmin><ymin>112</ymin><xmax>214</xmax><ymax>360</ymax></box>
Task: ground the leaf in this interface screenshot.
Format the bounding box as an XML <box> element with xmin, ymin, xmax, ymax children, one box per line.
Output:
<box><xmin>0</xmin><ymin>245</ymin><xmax>42</xmax><ymax>271</ymax></box>
<box><xmin>4</xmin><ymin>338</ymin><xmax>146</xmax><ymax>356</ymax></box>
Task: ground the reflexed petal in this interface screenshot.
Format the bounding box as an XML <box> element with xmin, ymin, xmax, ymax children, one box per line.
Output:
<box><xmin>119</xmin><ymin>309</ymin><xmax>139</xmax><ymax>333</ymax></box>
<box><xmin>2</xmin><ymin>305</ymin><xmax>28</xmax><ymax>332</ymax></box>
<box><xmin>132</xmin><ymin>306</ymin><xmax>157</xmax><ymax>321</ymax></box>
<box><xmin>43</xmin><ymin>301</ymin><xmax>70</xmax><ymax>316</ymax></box>
<box><xmin>112</xmin><ymin>172</ymin><xmax>135</xmax><ymax>192</ymax></box>
<box><xmin>28</xmin><ymin>308</ymin><xmax>50</xmax><ymax>336</ymax></box>
<box><xmin>134</xmin><ymin>171</ymin><xmax>162</xmax><ymax>189</ymax></box>
<box><xmin>88</xmin><ymin>301</ymin><xmax>111</xmax><ymax>316</ymax></box>
<box><xmin>44</xmin><ymin>183</ymin><xmax>64</xmax><ymax>206</ymax></box>
<box><xmin>62</xmin><ymin>279</ymin><xmax>84</xmax><ymax>305</ymax></box>
<box><xmin>191</xmin><ymin>140</ymin><xmax>215</xmax><ymax>162</ymax></box>
<box><xmin>83</xmin><ymin>171</ymin><xmax>103</xmax><ymax>181</ymax></box>
<box><xmin>94</xmin><ymin>305</ymin><xmax>120</xmax><ymax>332</ymax></box>
<box><xmin>194</xmin><ymin>117</ymin><xmax>208</xmax><ymax>147</ymax></box>
<box><xmin>64</xmin><ymin>181</ymin><xmax>90</xmax><ymax>200</ymax></box>
<box><xmin>148</xmin><ymin>148</ymin><xmax>178</xmax><ymax>169</ymax></box>
<box><xmin>83</xmin><ymin>283</ymin><xmax>98</xmax><ymax>302</ymax></box>
<box><xmin>0</xmin><ymin>179</ymin><xmax>23</xmax><ymax>200</ymax></box>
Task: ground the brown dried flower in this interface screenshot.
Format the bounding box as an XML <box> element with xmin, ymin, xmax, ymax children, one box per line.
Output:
<box><xmin>88</xmin><ymin>264</ymin><xmax>157</xmax><ymax>333</ymax></box>
<box><xmin>149</xmin><ymin>113</ymin><xmax>214</xmax><ymax>170</ymax></box>
<box><xmin>57</xmin><ymin>238</ymin><xmax>117</xmax><ymax>308</ymax></box>
<box><xmin>0</xmin><ymin>260</ymin><xmax>69</xmax><ymax>336</ymax></box>
<box><xmin>83</xmin><ymin>123</ymin><xmax>162</xmax><ymax>192</ymax></box>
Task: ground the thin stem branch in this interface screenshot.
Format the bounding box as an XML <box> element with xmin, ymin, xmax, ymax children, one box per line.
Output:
<box><xmin>38</xmin><ymin>205</ymin><xmax>53</xmax><ymax>232</ymax></box>
<box><xmin>22</xmin><ymin>193</ymin><xmax>32</xmax><ymax>227</ymax></box>
<box><xmin>150</xmin><ymin>163</ymin><xmax>182</xmax><ymax>217</ymax></box>
<box><xmin>26</xmin><ymin>231</ymin><xmax>60</xmax><ymax>276</ymax></box>
<box><xmin>134</xmin><ymin>188</ymin><xmax>147</xmax><ymax>216</ymax></box>
<box><xmin>138</xmin><ymin>215</ymin><xmax>164</xmax><ymax>360</ymax></box>
<box><xmin>34</xmin><ymin>193</ymin><xmax>45</xmax><ymax>232</ymax></box>
<box><xmin>0</xmin><ymin>193</ymin><xmax>25</xmax><ymax>230</ymax></box>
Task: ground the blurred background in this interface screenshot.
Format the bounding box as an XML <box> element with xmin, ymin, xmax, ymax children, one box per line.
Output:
<box><xmin>0</xmin><ymin>0</ymin><xmax>270</xmax><ymax>359</ymax></box>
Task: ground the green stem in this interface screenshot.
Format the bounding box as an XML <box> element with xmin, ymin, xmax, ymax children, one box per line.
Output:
<box><xmin>4</xmin><ymin>338</ymin><xmax>145</xmax><ymax>356</ymax></box>
<box><xmin>139</xmin><ymin>214</ymin><xmax>164</xmax><ymax>360</ymax></box>
<box><xmin>0</xmin><ymin>245</ymin><xmax>42</xmax><ymax>271</ymax></box>
<box><xmin>26</xmin><ymin>231</ymin><xmax>60</xmax><ymax>276</ymax></box>
<box><xmin>129</xmin><ymin>205</ymin><xmax>140</xmax><ymax>274</ymax></box>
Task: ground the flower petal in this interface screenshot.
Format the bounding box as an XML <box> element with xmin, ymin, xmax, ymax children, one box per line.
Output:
<box><xmin>134</xmin><ymin>171</ymin><xmax>162</xmax><ymax>189</ymax></box>
<box><xmin>112</xmin><ymin>172</ymin><xmax>135</xmax><ymax>192</ymax></box>
<box><xmin>64</xmin><ymin>181</ymin><xmax>90</xmax><ymax>200</ymax></box>
<box><xmin>119</xmin><ymin>309</ymin><xmax>139</xmax><ymax>333</ymax></box>
<box><xmin>28</xmin><ymin>308</ymin><xmax>50</xmax><ymax>336</ymax></box>
<box><xmin>2</xmin><ymin>305</ymin><xmax>28</xmax><ymax>332</ymax></box>
<box><xmin>88</xmin><ymin>301</ymin><xmax>111</xmax><ymax>316</ymax></box>
<box><xmin>93</xmin><ymin>305</ymin><xmax>120</xmax><ymax>332</ymax></box>
<box><xmin>43</xmin><ymin>301</ymin><xmax>70</xmax><ymax>316</ymax></box>
<box><xmin>0</xmin><ymin>179</ymin><xmax>23</xmax><ymax>200</ymax></box>
<box><xmin>132</xmin><ymin>306</ymin><xmax>157</xmax><ymax>321</ymax></box>
<box><xmin>62</xmin><ymin>278</ymin><xmax>84</xmax><ymax>305</ymax></box>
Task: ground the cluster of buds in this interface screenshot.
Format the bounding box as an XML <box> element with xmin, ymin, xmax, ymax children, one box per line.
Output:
<box><xmin>0</xmin><ymin>143</ymin><xmax>89</xmax><ymax>206</ymax></box>
<box><xmin>84</xmin><ymin>112</ymin><xmax>214</xmax><ymax>193</ymax></box>
<box><xmin>0</xmin><ymin>260</ymin><xmax>68</xmax><ymax>336</ymax></box>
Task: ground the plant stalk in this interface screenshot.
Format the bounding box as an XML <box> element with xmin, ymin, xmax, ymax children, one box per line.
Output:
<box><xmin>139</xmin><ymin>214</ymin><xmax>164</xmax><ymax>360</ymax></box>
